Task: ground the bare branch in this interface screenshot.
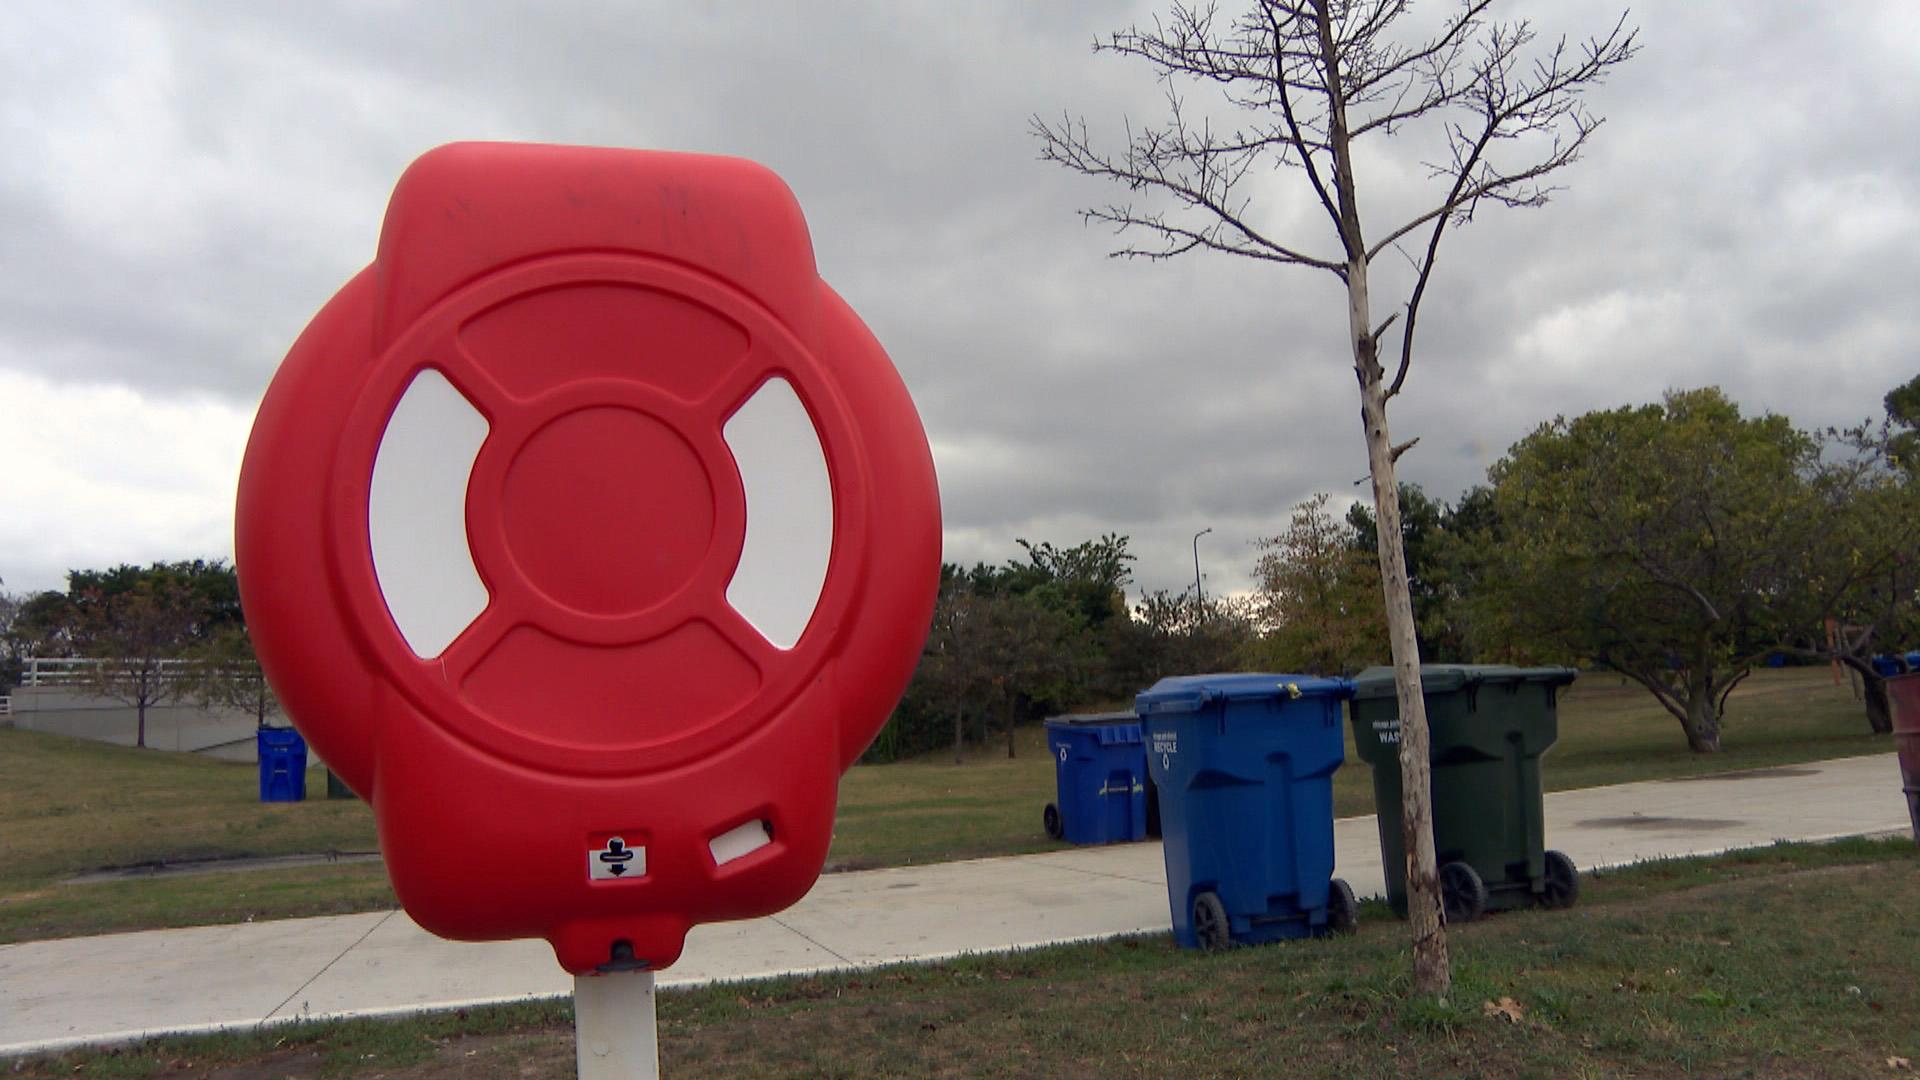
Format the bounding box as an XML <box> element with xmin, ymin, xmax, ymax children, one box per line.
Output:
<box><xmin>1365</xmin><ymin>13</ymin><xmax>1639</xmax><ymax>262</ymax></box>
<box><xmin>1267</xmin><ymin>5</ymin><xmax>1345</xmax><ymax>234</ymax></box>
<box><xmin>1033</xmin><ymin>107</ymin><xmax>1348</xmax><ymax>272</ymax></box>
<box><xmin>1346</xmin><ymin>0</ymin><xmax>1495</xmax><ymax>137</ymax></box>
<box><xmin>1385</xmin><ymin>119</ymin><xmax>1494</xmax><ymax>400</ymax></box>
<box><xmin>1389</xmin><ymin>436</ymin><xmax>1421</xmax><ymax>463</ymax></box>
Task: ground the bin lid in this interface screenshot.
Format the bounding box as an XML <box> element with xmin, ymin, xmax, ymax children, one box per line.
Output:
<box><xmin>1349</xmin><ymin>664</ymin><xmax>1578</xmax><ymax>700</ymax></box>
<box><xmin>1134</xmin><ymin>673</ymin><xmax>1353</xmax><ymax>716</ymax></box>
<box><xmin>1043</xmin><ymin>711</ymin><xmax>1140</xmax><ymax>729</ymax></box>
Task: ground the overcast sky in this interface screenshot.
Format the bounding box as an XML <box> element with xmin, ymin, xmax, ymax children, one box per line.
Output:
<box><xmin>3</xmin><ymin>1</ymin><xmax>1915</xmax><ymax>605</ymax></box>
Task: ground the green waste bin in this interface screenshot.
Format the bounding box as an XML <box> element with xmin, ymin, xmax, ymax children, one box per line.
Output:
<box><xmin>1349</xmin><ymin>665</ymin><xmax>1579</xmax><ymax>922</ymax></box>
<box><xmin>325</xmin><ymin>768</ymin><xmax>358</xmax><ymax>800</ymax></box>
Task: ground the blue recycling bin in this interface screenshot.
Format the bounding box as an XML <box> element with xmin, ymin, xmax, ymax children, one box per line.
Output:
<box><xmin>1873</xmin><ymin>655</ymin><xmax>1907</xmax><ymax>678</ymax></box>
<box><xmin>257</xmin><ymin>727</ymin><xmax>308</xmax><ymax>803</ymax></box>
<box><xmin>1135</xmin><ymin>674</ymin><xmax>1357</xmax><ymax>949</ymax></box>
<box><xmin>1905</xmin><ymin>651</ymin><xmax>1920</xmax><ymax>671</ymax></box>
<box><xmin>1043</xmin><ymin>713</ymin><xmax>1152</xmax><ymax>845</ymax></box>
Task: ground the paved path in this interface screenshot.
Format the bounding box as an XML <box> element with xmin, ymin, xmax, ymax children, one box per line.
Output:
<box><xmin>2</xmin><ymin>753</ymin><xmax>1910</xmax><ymax>1057</ymax></box>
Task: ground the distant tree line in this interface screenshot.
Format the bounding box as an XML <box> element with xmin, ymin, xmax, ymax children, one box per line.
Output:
<box><xmin>5</xmin><ymin>381</ymin><xmax>1912</xmax><ymax>759</ymax></box>
<box><xmin>874</xmin><ymin>378</ymin><xmax>1920</xmax><ymax>760</ymax></box>
<box><xmin>0</xmin><ymin>560</ymin><xmax>275</xmax><ymax>747</ymax></box>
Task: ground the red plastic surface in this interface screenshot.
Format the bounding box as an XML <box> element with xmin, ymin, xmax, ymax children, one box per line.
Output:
<box><xmin>235</xmin><ymin>143</ymin><xmax>941</xmax><ymax>974</ymax></box>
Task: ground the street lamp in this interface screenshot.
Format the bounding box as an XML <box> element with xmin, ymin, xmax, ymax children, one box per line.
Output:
<box><xmin>1192</xmin><ymin>527</ymin><xmax>1212</xmax><ymax>605</ymax></box>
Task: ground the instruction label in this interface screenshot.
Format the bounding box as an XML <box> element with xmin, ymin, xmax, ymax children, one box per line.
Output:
<box><xmin>588</xmin><ymin>835</ymin><xmax>646</xmax><ymax>881</ymax></box>
<box><xmin>1371</xmin><ymin>718</ymin><xmax>1401</xmax><ymax>746</ymax></box>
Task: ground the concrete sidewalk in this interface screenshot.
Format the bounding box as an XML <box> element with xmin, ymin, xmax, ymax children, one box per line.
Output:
<box><xmin>2</xmin><ymin>753</ymin><xmax>1910</xmax><ymax>1057</ymax></box>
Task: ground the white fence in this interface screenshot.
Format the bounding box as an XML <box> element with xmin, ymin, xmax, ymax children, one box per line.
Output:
<box><xmin>19</xmin><ymin>656</ymin><xmax>204</xmax><ymax>687</ymax></box>
<box><xmin>7</xmin><ymin>656</ymin><xmax>268</xmax><ymax>761</ymax></box>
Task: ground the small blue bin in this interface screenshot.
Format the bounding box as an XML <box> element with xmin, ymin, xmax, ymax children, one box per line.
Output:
<box><xmin>1905</xmin><ymin>651</ymin><xmax>1920</xmax><ymax>672</ymax></box>
<box><xmin>1873</xmin><ymin>655</ymin><xmax>1906</xmax><ymax>678</ymax></box>
<box><xmin>1136</xmin><ymin>674</ymin><xmax>1356</xmax><ymax>949</ymax></box>
<box><xmin>1043</xmin><ymin>713</ymin><xmax>1152</xmax><ymax>845</ymax></box>
<box><xmin>257</xmin><ymin>727</ymin><xmax>308</xmax><ymax>803</ymax></box>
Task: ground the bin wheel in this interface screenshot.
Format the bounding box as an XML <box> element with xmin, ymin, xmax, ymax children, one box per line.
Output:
<box><xmin>1325</xmin><ymin>878</ymin><xmax>1358</xmax><ymax>936</ymax></box>
<box><xmin>1439</xmin><ymin>861</ymin><xmax>1488</xmax><ymax>924</ymax></box>
<box><xmin>1540</xmin><ymin>849</ymin><xmax>1580</xmax><ymax>909</ymax></box>
<box><xmin>1042</xmin><ymin>803</ymin><xmax>1063</xmax><ymax>841</ymax></box>
<box><xmin>1192</xmin><ymin>891</ymin><xmax>1232</xmax><ymax>952</ymax></box>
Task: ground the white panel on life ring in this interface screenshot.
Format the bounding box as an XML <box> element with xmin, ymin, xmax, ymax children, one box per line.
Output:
<box><xmin>369</xmin><ymin>368</ymin><xmax>491</xmax><ymax>658</ymax></box>
<box><xmin>723</xmin><ymin>376</ymin><xmax>832</xmax><ymax>650</ymax></box>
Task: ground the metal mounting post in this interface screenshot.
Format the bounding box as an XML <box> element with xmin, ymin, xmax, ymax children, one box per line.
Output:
<box><xmin>574</xmin><ymin>970</ymin><xmax>659</xmax><ymax>1079</ymax></box>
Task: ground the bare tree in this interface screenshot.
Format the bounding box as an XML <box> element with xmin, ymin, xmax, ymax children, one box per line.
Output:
<box><xmin>76</xmin><ymin>581</ymin><xmax>199</xmax><ymax>748</ymax></box>
<box><xmin>1035</xmin><ymin>0</ymin><xmax>1635</xmax><ymax>996</ymax></box>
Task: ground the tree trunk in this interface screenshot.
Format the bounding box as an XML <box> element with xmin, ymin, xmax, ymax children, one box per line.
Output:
<box><xmin>136</xmin><ymin>697</ymin><xmax>148</xmax><ymax>749</ymax></box>
<box><xmin>953</xmin><ymin>703</ymin><xmax>966</xmax><ymax>765</ymax></box>
<box><xmin>1844</xmin><ymin>658</ymin><xmax>1898</xmax><ymax>735</ymax></box>
<box><xmin>1358</xmin><ymin>376</ymin><xmax>1448</xmax><ymax>996</ymax></box>
<box><xmin>1314</xmin><ymin>0</ymin><xmax>1447</xmax><ymax>995</ymax></box>
<box><xmin>1348</xmin><ymin>275</ymin><xmax>1449</xmax><ymax>997</ymax></box>
<box><xmin>1676</xmin><ymin>659</ymin><xmax>1722</xmax><ymax>752</ymax></box>
<box><xmin>1864</xmin><ymin>674</ymin><xmax>1894</xmax><ymax>735</ymax></box>
<box><xmin>1681</xmin><ymin>692</ymin><xmax>1722</xmax><ymax>753</ymax></box>
<box><xmin>1005</xmin><ymin>694</ymin><xmax>1017</xmax><ymax>759</ymax></box>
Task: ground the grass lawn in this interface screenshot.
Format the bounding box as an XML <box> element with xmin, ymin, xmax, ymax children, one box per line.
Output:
<box><xmin>11</xmin><ymin>837</ymin><xmax>1917</xmax><ymax>1078</ymax></box>
<box><xmin>830</xmin><ymin>665</ymin><xmax>1892</xmax><ymax>870</ymax></box>
<box><xmin>0</xmin><ymin>666</ymin><xmax>1894</xmax><ymax>943</ymax></box>
<box><xmin>0</xmin><ymin>733</ymin><xmax>388</xmax><ymax>943</ymax></box>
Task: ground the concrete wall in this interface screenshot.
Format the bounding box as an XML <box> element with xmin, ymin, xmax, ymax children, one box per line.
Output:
<box><xmin>5</xmin><ymin>687</ymin><xmax>268</xmax><ymax>762</ymax></box>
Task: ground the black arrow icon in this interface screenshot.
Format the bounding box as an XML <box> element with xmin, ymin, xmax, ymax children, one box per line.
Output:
<box><xmin>599</xmin><ymin>837</ymin><xmax>636</xmax><ymax>877</ymax></box>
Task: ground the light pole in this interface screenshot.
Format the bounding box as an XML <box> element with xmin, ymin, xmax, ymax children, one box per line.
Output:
<box><xmin>1192</xmin><ymin>527</ymin><xmax>1212</xmax><ymax>605</ymax></box>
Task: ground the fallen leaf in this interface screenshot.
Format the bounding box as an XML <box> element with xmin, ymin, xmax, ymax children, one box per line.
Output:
<box><xmin>1888</xmin><ymin>1056</ymin><xmax>1910</xmax><ymax>1070</ymax></box>
<box><xmin>1483</xmin><ymin>997</ymin><xmax>1526</xmax><ymax>1023</ymax></box>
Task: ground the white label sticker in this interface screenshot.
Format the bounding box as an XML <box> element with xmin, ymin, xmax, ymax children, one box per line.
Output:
<box><xmin>1152</xmin><ymin>732</ymin><xmax>1178</xmax><ymax>770</ymax></box>
<box><xmin>589</xmin><ymin>836</ymin><xmax>646</xmax><ymax>880</ymax></box>
<box><xmin>1371</xmin><ymin>718</ymin><xmax>1402</xmax><ymax>745</ymax></box>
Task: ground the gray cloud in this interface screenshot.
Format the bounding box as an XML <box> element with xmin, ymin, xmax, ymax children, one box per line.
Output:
<box><xmin>2</xmin><ymin>1</ymin><xmax>1916</xmax><ymax>603</ymax></box>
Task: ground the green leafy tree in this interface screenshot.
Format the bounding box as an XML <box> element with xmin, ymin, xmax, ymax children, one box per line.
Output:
<box><xmin>0</xmin><ymin>584</ymin><xmax>25</xmax><ymax>690</ymax></box>
<box><xmin>1250</xmin><ymin>494</ymin><xmax>1388</xmax><ymax>675</ymax></box>
<box><xmin>65</xmin><ymin>560</ymin><xmax>241</xmax><ymax>645</ymax></box>
<box><xmin>74</xmin><ymin>578</ymin><xmax>201</xmax><ymax>749</ymax></box>
<box><xmin>1472</xmin><ymin>389</ymin><xmax>1821</xmax><ymax>752</ymax></box>
<box><xmin>1788</xmin><ymin>409</ymin><xmax>1920</xmax><ymax>732</ymax></box>
<box><xmin>918</xmin><ymin>584</ymin><xmax>1093</xmax><ymax>761</ymax></box>
<box><xmin>1005</xmin><ymin>533</ymin><xmax>1137</xmax><ymax>631</ymax></box>
<box><xmin>12</xmin><ymin>589</ymin><xmax>79</xmax><ymax>658</ymax></box>
<box><xmin>1419</xmin><ymin>485</ymin><xmax>1504</xmax><ymax>663</ymax></box>
<box><xmin>187</xmin><ymin>625</ymin><xmax>282</xmax><ymax>727</ymax></box>
<box><xmin>1885</xmin><ymin>373</ymin><xmax>1920</xmax><ymax>468</ymax></box>
<box><xmin>16</xmin><ymin>561</ymin><xmax>245</xmax><ymax>747</ymax></box>
<box><xmin>1107</xmin><ymin>590</ymin><xmax>1259</xmax><ymax>689</ymax></box>
<box><xmin>1347</xmin><ymin>484</ymin><xmax>1464</xmax><ymax>660</ymax></box>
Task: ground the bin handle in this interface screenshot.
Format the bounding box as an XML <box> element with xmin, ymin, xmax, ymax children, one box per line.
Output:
<box><xmin>1137</xmin><ymin>688</ymin><xmax>1219</xmax><ymax>715</ymax></box>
